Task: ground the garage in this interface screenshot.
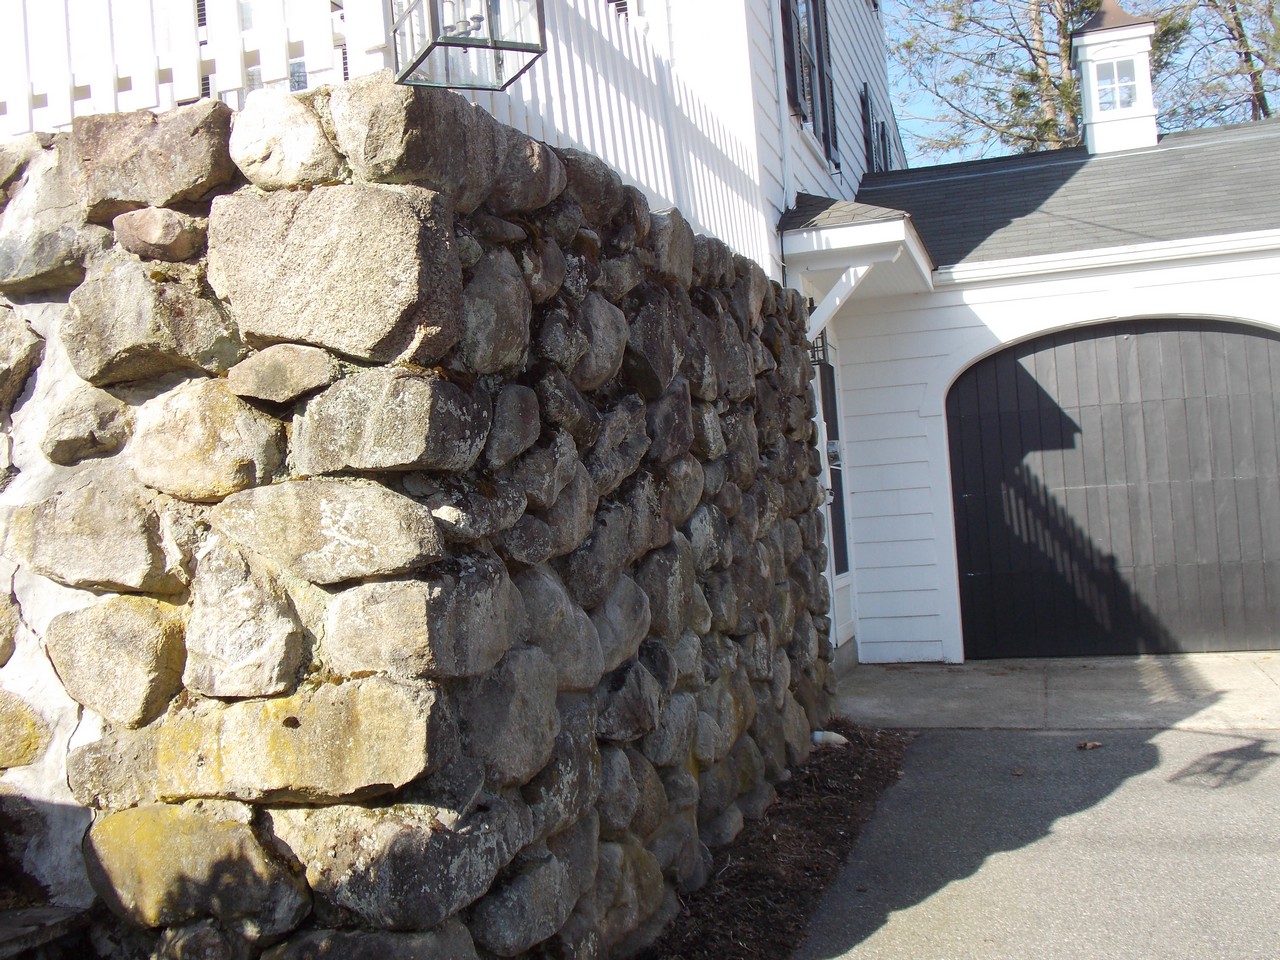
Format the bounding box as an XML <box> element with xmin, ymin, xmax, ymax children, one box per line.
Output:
<box><xmin>947</xmin><ymin>319</ymin><xmax>1280</xmax><ymax>659</ymax></box>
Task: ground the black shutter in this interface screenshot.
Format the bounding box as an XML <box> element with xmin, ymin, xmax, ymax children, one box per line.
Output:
<box><xmin>816</xmin><ymin>0</ymin><xmax>838</xmax><ymax>165</ymax></box>
<box><xmin>780</xmin><ymin>0</ymin><xmax>803</xmax><ymax>115</ymax></box>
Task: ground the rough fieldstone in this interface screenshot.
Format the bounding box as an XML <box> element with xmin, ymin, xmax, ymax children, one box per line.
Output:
<box><xmin>269</xmin><ymin>793</ymin><xmax>531</xmax><ymax>930</ymax></box>
<box><xmin>64</xmin><ymin>251</ymin><xmax>243</xmax><ymax>385</ymax></box>
<box><xmin>470</xmin><ymin>849</ymin><xmax>576</xmax><ymax>956</ymax></box>
<box><xmin>184</xmin><ymin>536</ymin><xmax>304</xmax><ymax>699</ymax></box>
<box><xmin>461</xmin><ymin>647</ymin><xmax>560</xmax><ymax>786</ymax></box>
<box><xmin>701</xmin><ymin>803</ymin><xmax>744</xmax><ymax>849</ymax></box>
<box><xmin>329</xmin><ymin>70</ymin><xmax>506</xmax><ymax>213</ymax></box>
<box><xmin>721</xmin><ymin>407</ymin><xmax>760</xmax><ymax>490</ymax></box>
<box><xmin>39</xmin><ymin>383</ymin><xmax>132</xmax><ymax>464</ymax></box>
<box><xmin>487</xmin><ymin>134</ymin><xmax>568</xmax><ymax>215</ymax></box>
<box><xmin>639</xmin><ymin>691</ymin><xmax>697</xmax><ymax>769</ymax></box>
<box><xmin>207</xmin><ymin>183</ymin><xmax>461</xmax><ymax>365</ymax></box>
<box><xmin>470</xmin><ymin>211</ymin><xmax>527</xmax><ymax>244</ymax></box>
<box><xmin>731</xmin><ymin>255</ymin><xmax>770</xmax><ymax>332</ymax></box>
<box><xmin>547</xmin><ymin>810</ymin><xmax>601</xmax><ymax>897</ymax></box>
<box><xmin>534</xmin><ymin>303</ymin><xmax>589</xmax><ymax>371</ymax></box>
<box><xmin>535</xmin><ymin>364</ymin><xmax>602</xmax><ymax>446</ymax></box>
<box><xmin>153</xmin><ymin>918</ymin><xmax>248</xmax><ymax>960</ymax></box>
<box><xmin>585</xmin><ymin>395</ymin><xmax>650</xmax><ymax>497</ymax></box>
<box><xmin>558</xmin><ymin>148</ymin><xmax>625</xmax><ymax>228</ymax></box>
<box><xmin>0</xmin><ymin>141</ymin><xmax>101</xmax><ymax>294</ymax></box>
<box><xmin>644</xmin><ymin>377</ymin><xmax>693</xmax><ymax>466</ymax></box>
<box><xmin>484</xmin><ymin>384</ymin><xmax>540</xmax><ymax>468</ymax></box>
<box><xmin>570</xmin><ymin>293</ymin><xmax>628</xmax><ymax>391</ymax></box>
<box><xmin>623</xmin><ymin>285</ymin><xmax>684</xmax><ymax>400</ymax></box>
<box><xmin>294</xmin><ymin>366</ymin><xmax>490</xmax><ymax>474</ymax></box>
<box><xmin>690</xmin><ymin>400</ymin><xmax>725</xmax><ymax>459</ymax></box>
<box><xmin>596</xmin><ymin>661</ymin><xmax>663</xmax><ymax>743</ymax></box>
<box><xmin>225</xmin><ymin>344</ymin><xmax>339</xmax><ymax>404</ymax></box>
<box><xmin>0</xmin><ymin>690</ymin><xmax>50</xmax><ymax>768</ymax></box>
<box><xmin>155</xmin><ymin>676</ymin><xmax>454</xmax><ymax>802</ymax></box>
<box><xmin>623</xmin><ymin>471</ymin><xmax>672</xmax><ymax>562</ymax></box>
<box><xmin>562</xmin><ymin>502</ymin><xmax>633</xmax><ymax>609</ymax></box>
<box><xmin>647</xmin><ymin>208</ymin><xmax>695</xmax><ymax>287</ymax></box>
<box><xmin>627</xmin><ymin>750</ymin><xmax>668</xmax><ymax>840</ymax></box>
<box><xmin>521</xmin><ymin>237</ymin><xmax>567</xmax><ymax>304</ymax></box>
<box><xmin>44</xmin><ymin>596</ymin><xmax>184</xmax><ymax>728</ymax></box>
<box><xmin>0</xmin><ymin>468</ymin><xmax>185</xmax><ymax>593</ymax></box>
<box><xmin>542</xmin><ymin>461</ymin><xmax>599</xmax><ymax>558</ymax></box>
<box><xmin>660</xmin><ymin>455</ymin><xmax>704</xmax><ymax>527</ymax></box>
<box><xmin>522</xmin><ymin>696</ymin><xmax>601</xmax><ymax>840</ymax></box>
<box><xmin>645</xmin><ymin>809</ymin><xmax>706</xmax><ymax>892</ymax></box>
<box><xmin>507</xmin><ymin>429</ymin><xmax>578</xmax><ymax>510</ymax></box>
<box><xmin>686</xmin><ymin>503</ymin><xmax>732</xmax><ymax>573</ymax></box>
<box><xmin>112</xmin><ymin>207</ymin><xmax>205</xmax><ymax>261</ymax></box>
<box><xmin>496</xmin><ymin>514</ymin><xmax>555</xmax><ymax>566</ymax></box>
<box><xmin>694</xmin><ymin>669</ymin><xmax>754</xmax><ymax>766</ymax></box>
<box><xmin>68</xmin><ymin>725</ymin><xmax>158</xmax><ymax>810</ymax></box>
<box><xmin>597</xmin><ymin>252</ymin><xmax>645</xmax><ymax>303</ymax></box>
<box><xmin>590</xmin><ymin>574</ymin><xmax>651</xmax><ymax>674</ymax></box>
<box><xmin>516</xmin><ymin>565</ymin><xmax>604</xmax><ymax>692</ymax></box>
<box><xmin>0</xmin><ymin>592</ymin><xmax>16</xmax><ymax>667</ymax></box>
<box><xmin>230</xmin><ymin>88</ymin><xmax>346</xmax><ymax>189</ymax></box>
<box><xmin>210</xmin><ymin>478</ymin><xmax>444</xmax><ymax>584</ymax></box>
<box><xmin>596</xmin><ymin>841</ymin><xmax>665</xmax><ymax>949</ymax></box>
<box><xmin>421</xmin><ymin>477</ymin><xmax>527</xmax><ymax>543</ymax></box>
<box><xmin>261</xmin><ymin>922</ymin><xmax>478</xmax><ymax>960</ymax></box>
<box><xmin>460</xmin><ymin>248</ymin><xmax>533</xmax><ymax>374</ymax></box>
<box><xmin>0</xmin><ymin>133</ymin><xmax>41</xmax><ymax>196</ymax></box>
<box><xmin>0</xmin><ymin>307</ymin><xmax>42</xmax><ymax>422</ymax></box>
<box><xmin>72</xmin><ymin>100</ymin><xmax>236</xmax><ymax>223</ymax></box>
<box><xmin>597</xmin><ymin>746</ymin><xmax>639</xmax><ymax>839</ymax></box>
<box><xmin>130</xmin><ymin>378</ymin><xmax>285</xmax><ymax>502</ymax></box>
<box><xmin>325</xmin><ymin>556</ymin><xmax>522</xmax><ymax>679</ymax></box>
<box><xmin>634</xmin><ymin>535</ymin><xmax>695</xmax><ymax>641</ymax></box>
<box><xmin>781</xmin><ymin>690</ymin><xmax>813</xmax><ymax>766</ymax></box>
<box><xmin>85</xmin><ymin>801</ymin><xmax>310</xmax><ymax>936</ymax></box>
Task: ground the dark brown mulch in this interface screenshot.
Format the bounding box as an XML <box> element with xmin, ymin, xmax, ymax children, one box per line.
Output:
<box><xmin>638</xmin><ymin>718</ymin><xmax>912</xmax><ymax>960</ymax></box>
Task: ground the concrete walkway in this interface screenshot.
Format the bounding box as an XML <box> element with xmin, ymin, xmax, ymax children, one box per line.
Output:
<box><xmin>796</xmin><ymin>653</ymin><xmax>1280</xmax><ymax>959</ymax></box>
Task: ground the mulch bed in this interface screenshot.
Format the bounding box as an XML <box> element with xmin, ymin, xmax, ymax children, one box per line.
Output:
<box><xmin>638</xmin><ymin>717</ymin><xmax>912</xmax><ymax>960</ymax></box>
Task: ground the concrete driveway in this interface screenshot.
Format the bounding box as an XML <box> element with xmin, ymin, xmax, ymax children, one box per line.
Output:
<box><xmin>795</xmin><ymin>654</ymin><xmax>1280</xmax><ymax>960</ymax></box>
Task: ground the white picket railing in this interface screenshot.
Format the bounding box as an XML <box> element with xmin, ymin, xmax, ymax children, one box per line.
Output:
<box><xmin>0</xmin><ymin>0</ymin><xmax>772</xmax><ymax>267</ymax></box>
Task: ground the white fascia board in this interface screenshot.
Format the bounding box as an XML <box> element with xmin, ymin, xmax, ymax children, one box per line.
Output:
<box><xmin>934</xmin><ymin>228</ymin><xmax>1280</xmax><ymax>287</ymax></box>
<box><xmin>782</xmin><ymin>216</ymin><xmax>935</xmax><ymax>289</ymax></box>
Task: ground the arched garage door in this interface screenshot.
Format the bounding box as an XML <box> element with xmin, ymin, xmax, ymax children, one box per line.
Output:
<box><xmin>947</xmin><ymin>319</ymin><xmax>1280</xmax><ymax>659</ymax></box>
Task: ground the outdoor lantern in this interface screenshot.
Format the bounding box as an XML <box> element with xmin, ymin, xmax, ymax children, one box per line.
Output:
<box><xmin>390</xmin><ymin>0</ymin><xmax>547</xmax><ymax>91</ymax></box>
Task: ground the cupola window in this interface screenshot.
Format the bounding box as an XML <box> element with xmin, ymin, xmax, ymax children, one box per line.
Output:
<box><xmin>1096</xmin><ymin>58</ymin><xmax>1138</xmax><ymax>111</ymax></box>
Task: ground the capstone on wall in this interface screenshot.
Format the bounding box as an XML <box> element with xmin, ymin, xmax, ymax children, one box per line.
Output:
<box><xmin>0</xmin><ymin>70</ymin><xmax>834</xmax><ymax>959</ymax></box>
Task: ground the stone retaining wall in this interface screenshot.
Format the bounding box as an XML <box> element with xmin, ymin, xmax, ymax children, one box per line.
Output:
<box><xmin>0</xmin><ymin>71</ymin><xmax>834</xmax><ymax>959</ymax></box>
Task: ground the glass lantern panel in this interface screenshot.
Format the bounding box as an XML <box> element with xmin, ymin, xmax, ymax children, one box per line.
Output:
<box><xmin>494</xmin><ymin>0</ymin><xmax>544</xmax><ymax>47</ymax></box>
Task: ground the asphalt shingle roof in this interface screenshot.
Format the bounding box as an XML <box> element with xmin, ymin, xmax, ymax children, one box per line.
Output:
<box><xmin>784</xmin><ymin>118</ymin><xmax>1280</xmax><ymax>269</ymax></box>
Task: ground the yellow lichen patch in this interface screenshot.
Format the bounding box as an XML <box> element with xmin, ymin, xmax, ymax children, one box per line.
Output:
<box><xmin>0</xmin><ymin>690</ymin><xmax>51</xmax><ymax>769</ymax></box>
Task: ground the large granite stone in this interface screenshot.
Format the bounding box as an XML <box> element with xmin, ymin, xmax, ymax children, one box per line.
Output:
<box><xmin>329</xmin><ymin>70</ymin><xmax>506</xmax><ymax>213</ymax></box>
<box><xmin>224</xmin><ymin>344</ymin><xmax>339</xmax><ymax>405</ymax></box>
<box><xmin>261</xmin><ymin>922</ymin><xmax>478</xmax><ymax>960</ymax></box>
<box><xmin>39</xmin><ymin>383</ymin><xmax>132</xmax><ymax>465</ymax></box>
<box><xmin>0</xmin><ymin>467</ymin><xmax>185</xmax><ymax>594</ymax></box>
<box><xmin>324</xmin><ymin>555</ymin><xmax>522</xmax><ymax>679</ymax></box>
<box><xmin>84</xmin><ymin>801</ymin><xmax>311</xmax><ymax>936</ymax></box>
<box><xmin>293</xmin><ymin>366</ymin><xmax>490</xmax><ymax>474</ymax></box>
<box><xmin>71</xmin><ymin>100</ymin><xmax>237</xmax><ymax>223</ymax></box>
<box><xmin>207</xmin><ymin>183</ymin><xmax>461</xmax><ymax>365</ymax></box>
<box><xmin>112</xmin><ymin>207</ymin><xmax>206</xmax><ymax>262</ymax></box>
<box><xmin>130</xmin><ymin>378</ymin><xmax>285</xmax><ymax>502</ymax></box>
<box><xmin>154</xmin><ymin>676</ymin><xmax>454</xmax><ymax>802</ymax></box>
<box><xmin>459</xmin><ymin>248</ymin><xmax>532</xmax><ymax>375</ymax></box>
<box><xmin>460</xmin><ymin>647</ymin><xmax>560</xmax><ymax>787</ymax></box>
<box><xmin>184</xmin><ymin>535</ymin><xmax>305</xmax><ymax>699</ymax></box>
<box><xmin>44</xmin><ymin>596</ymin><xmax>185</xmax><ymax>729</ymax></box>
<box><xmin>0</xmin><ymin>306</ymin><xmax>42</xmax><ymax>422</ymax></box>
<box><xmin>516</xmin><ymin>565</ymin><xmax>604</xmax><ymax>692</ymax></box>
<box><xmin>210</xmin><ymin>478</ymin><xmax>444</xmax><ymax>584</ymax></box>
<box><xmin>64</xmin><ymin>251</ymin><xmax>244</xmax><ymax>385</ymax></box>
<box><xmin>269</xmin><ymin>793</ymin><xmax>531</xmax><ymax>930</ymax></box>
<box><xmin>0</xmin><ymin>690</ymin><xmax>50</xmax><ymax>769</ymax></box>
<box><xmin>230</xmin><ymin>88</ymin><xmax>346</xmax><ymax>189</ymax></box>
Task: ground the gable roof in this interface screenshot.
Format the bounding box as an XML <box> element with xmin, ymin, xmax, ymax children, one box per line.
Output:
<box><xmin>789</xmin><ymin>118</ymin><xmax>1280</xmax><ymax>269</ymax></box>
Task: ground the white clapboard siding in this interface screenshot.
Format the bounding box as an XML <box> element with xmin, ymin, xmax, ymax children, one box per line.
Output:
<box><xmin>0</xmin><ymin>0</ymin><xmax>771</xmax><ymax>266</ymax></box>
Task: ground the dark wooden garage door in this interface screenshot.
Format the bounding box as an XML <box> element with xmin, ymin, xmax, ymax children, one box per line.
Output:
<box><xmin>947</xmin><ymin>319</ymin><xmax>1280</xmax><ymax>658</ymax></box>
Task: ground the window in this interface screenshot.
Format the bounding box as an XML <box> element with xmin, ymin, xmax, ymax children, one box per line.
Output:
<box><xmin>781</xmin><ymin>0</ymin><xmax>838</xmax><ymax>166</ymax></box>
<box><xmin>861</xmin><ymin>83</ymin><xmax>891</xmax><ymax>173</ymax></box>
<box><xmin>1096</xmin><ymin>59</ymin><xmax>1137</xmax><ymax>111</ymax></box>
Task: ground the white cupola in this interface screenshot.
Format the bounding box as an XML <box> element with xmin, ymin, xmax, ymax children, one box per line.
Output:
<box><xmin>1070</xmin><ymin>0</ymin><xmax>1159</xmax><ymax>153</ymax></box>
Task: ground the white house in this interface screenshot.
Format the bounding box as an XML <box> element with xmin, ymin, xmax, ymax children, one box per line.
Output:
<box><xmin>783</xmin><ymin>0</ymin><xmax>1280</xmax><ymax>663</ymax></box>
